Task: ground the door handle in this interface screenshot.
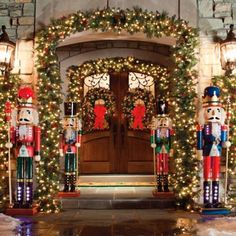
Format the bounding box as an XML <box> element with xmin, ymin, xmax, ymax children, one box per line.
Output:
<box><xmin>121</xmin><ymin>124</ymin><xmax>125</xmax><ymax>145</ymax></box>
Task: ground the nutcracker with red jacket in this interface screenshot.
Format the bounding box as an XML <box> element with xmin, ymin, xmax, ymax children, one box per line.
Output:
<box><xmin>197</xmin><ymin>86</ymin><xmax>230</xmax><ymax>208</ymax></box>
<box><xmin>8</xmin><ymin>86</ymin><xmax>41</xmax><ymax>208</ymax></box>
<box><xmin>60</xmin><ymin>102</ymin><xmax>81</xmax><ymax>192</ymax></box>
<box><xmin>150</xmin><ymin>100</ymin><xmax>173</xmax><ymax>192</ymax></box>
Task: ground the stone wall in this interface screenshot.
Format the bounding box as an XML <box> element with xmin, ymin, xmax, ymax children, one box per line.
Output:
<box><xmin>0</xmin><ymin>0</ymin><xmax>36</xmax><ymax>82</ymax></box>
<box><xmin>198</xmin><ymin>0</ymin><xmax>236</xmax><ymax>94</ymax></box>
<box><xmin>0</xmin><ymin>0</ymin><xmax>35</xmax><ymax>40</ymax></box>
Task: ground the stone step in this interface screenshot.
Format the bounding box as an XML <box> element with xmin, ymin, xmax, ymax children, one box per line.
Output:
<box><xmin>78</xmin><ymin>175</ymin><xmax>156</xmax><ymax>186</ymax></box>
<box><xmin>60</xmin><ymin>198</ymin><xmax>175</xmax><ymax>209</ymax></box>
<box><xmin>58</xmin><ymin>186</ymin><xmax>175</xmax><ymax>209</ymax></box>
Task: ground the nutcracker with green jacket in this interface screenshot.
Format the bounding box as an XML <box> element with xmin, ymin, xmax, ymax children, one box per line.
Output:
<box><xmin>150</xmin><ymin>100</ymin><xmax>173</xmax><ymax>192</ymax></box>
<box><xmin>7</xmin><ymin>86</ymin><xmax>41</xmax><ymax>208</ymax></box>
<box><xmin>60</xmin><ymin>102</ymin><xmax>82</xmax><ymax>192</ymax></box>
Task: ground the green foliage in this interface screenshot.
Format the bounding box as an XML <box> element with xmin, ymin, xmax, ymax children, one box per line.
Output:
<box><xmin>36</xmin><ymin>8</ymin><xmax>199</xmax><ymax>211</ymax></box>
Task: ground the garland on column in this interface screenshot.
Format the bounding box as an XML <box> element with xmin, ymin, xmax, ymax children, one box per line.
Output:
<box><xmin>0</xmin><ymin>74</ymin><xmax>19</xmax><ymax>209</ymax></box>
<box><xmin>212</xmin><ymin>75</ymin><xmax>236</xmax><ymax>205</ymax></box>
<box><xmin>36</xmin><ymin>8</ymin><xmax>198</xmax><ymax>211</ymax></box>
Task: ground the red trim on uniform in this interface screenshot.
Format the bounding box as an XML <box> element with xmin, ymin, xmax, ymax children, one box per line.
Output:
<box><xmin>212</xmin><ymin>156</ymin><xmax>220</xmax><ymax>180</ymax></box>
<box><xmin>196</xmin><ymin>124</ymin><xmax>202</xmax><ymax>131</ymax></box>
<box><xmin>34</xmin><ymin>126</ymin><xmax>41</xmax><ymax>153</ymax></box>
<box><xmin>204</xmin><ymin>156</ymin><xmax>211</xmax><ymax>180</ymax></box>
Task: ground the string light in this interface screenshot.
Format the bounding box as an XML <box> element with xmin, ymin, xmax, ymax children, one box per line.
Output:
<box><xmin>35</xmin><ymin>7</ymin><xmax>199</xmax><ymax>212</ymax></box>
<box><xmin>0</xmin><ymin>74</ymin><xmax>19</xmax><ymax>208</ymax></box>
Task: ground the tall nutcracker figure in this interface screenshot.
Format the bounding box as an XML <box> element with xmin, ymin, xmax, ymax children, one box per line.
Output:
<box><xmin>60</xmin><ymin>102</ymin><xmax>81</xmax><ymax>192</ymax></box>
<box><xmin>197</xmin><ymin>86</ymin><xmax>230</xmax><ymax>208</ymax></box>
<box><xmin>8</xmin><ymin>86</ymin><xmax>41</xmax><ymax>208</ymax></box>
<box><xmin>151</xmin><ymin>100</ymin><xmax>173</xmax><ymax>192</ymax></box>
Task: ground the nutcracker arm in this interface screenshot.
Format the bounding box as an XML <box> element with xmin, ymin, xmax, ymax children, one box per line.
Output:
<box><xmin>150</xmin><ymin>129</ymin><xmax>156</xmax><ymax>148</ymax></box>
<box><xmin>34</xmin><ymin>126</ymin><xmax>41</xmax><ymax>155</ymax></box>
<box><xmin>196</xmin><ymin>124</ymin><xmax>203</xmax><ymax>150</ymax></box>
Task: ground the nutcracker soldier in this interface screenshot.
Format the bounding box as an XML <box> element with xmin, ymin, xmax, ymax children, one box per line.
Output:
<box><xmin>60</xmin><ymin>102</ymin><xmax>81</xmax><ymax>192</ymax></box>
<box><xmin>7</xmin><ymin>86</ymin><xmax>41</xmax><ymax>208</ymax></box>
<box><xmin>151</xmin><ymin>100</ymin><xmax>173</xmax><ymax>192</ymax></box>
<box><xmin>197</xmin><ymin>86</ymin><xmax>230</xmax><ymax>209</ymax></box>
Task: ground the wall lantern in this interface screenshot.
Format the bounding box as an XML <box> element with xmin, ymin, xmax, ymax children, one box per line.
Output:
<box><xmin>0</xmin><ymin>25</ymin><xmax>15</xmax><ymax>75</ymax></box>
<box><xmin>220</xmin><ymin>24</ymin><xmax>236</xmax><ymax>75</ymax></box>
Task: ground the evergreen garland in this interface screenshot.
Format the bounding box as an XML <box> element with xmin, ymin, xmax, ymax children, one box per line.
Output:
<box><xmin>0</xmin><ymin>74</ymin><xmax>20</xmax><ymax>210</ymax></box>
<box><xmin>82</xmin><ymin>87</ymin><xmax>116</xmax><ymax>133</ymax></box>
<box><xmin>36</xmin><ymin>8</ymin><xmax>198</xmax><ymax>211</ymax></box>
<box><xmin>212</xmin><ymin>75</ymin><xmax>236</xmax><ymax>205</ymax></box>
<box><xmin>122</xmin><ymin>88</ymin><xmax>155</xmax><ymax>129</ymax></box>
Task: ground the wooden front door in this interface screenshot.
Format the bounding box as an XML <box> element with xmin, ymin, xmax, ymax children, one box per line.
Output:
<box><xmin>80</xmin><ymin>72</ymin><xmax>153</xmax><ymax>174</ymax></box>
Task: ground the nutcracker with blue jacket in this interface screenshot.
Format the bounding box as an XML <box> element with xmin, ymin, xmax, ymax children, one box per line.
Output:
<box><xmin>60</xmin><ymin>102</ymin><xmax>82</xmax><ymax>192</ymax></box>
<box><xmin>9</xmin><ymin>86</ymin><xmax>41</xmax><ymax>208</ymax></box>
<box><xmin>151</xmin><ymin>100</ymin><xmax>173</xmax><ymax>192</ymax></box>
<box><xmin>197</xmin><ymin>86</ymin><xmax>230</xmax><ymax>208</ymax></box>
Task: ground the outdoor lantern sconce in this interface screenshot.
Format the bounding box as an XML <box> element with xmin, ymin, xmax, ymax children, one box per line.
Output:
<box><xmin>0</xmin><ymin>25</ymin><xmax>15</xmax><ymax>76</ymax></box>
<box><xmin>220</xmin><ymin>24</ymin><xmax>236</xmax><ymax>75</ymax></box>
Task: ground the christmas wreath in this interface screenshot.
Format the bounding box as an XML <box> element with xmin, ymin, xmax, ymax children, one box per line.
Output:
<box><xmin>82</xmin><ymin>87</ymin><xmax>116</xmax><ymax>132</ymax></box>
<box><xmin>122</xmin><ymin>88</ymin><xmax>155</xmax><ymax>129</ymax></box>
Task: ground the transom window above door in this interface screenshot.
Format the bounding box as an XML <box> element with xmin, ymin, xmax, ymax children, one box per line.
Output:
<box><xmin>84</xmin><ymin>72</ymin><xmax>155</xmax><ymax>96</ymax></box>
<box><xmin>128</xmin><ymin>72</ymin><xmax>155</xmax><ymax>95</ymax></box>
<box><xmin>84</xmin><ymin>73</ymin><xmax>110</xmax><ymax>96</ymax></box>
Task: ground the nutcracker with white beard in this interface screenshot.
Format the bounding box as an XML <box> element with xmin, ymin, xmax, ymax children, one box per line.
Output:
<box><xmin>60</xmin><ymin>102</ymin><xmax>81</xmax><ymax>192</ymax></box>
<box><xmin>197</xmin><ymin>86</ymin><xmax>230</xmax><ymax>208</ymax></box>
<box><xmin>9</xmin><ymin>86</ymin><xmax>40</xmax><ymax>208</ymax></box>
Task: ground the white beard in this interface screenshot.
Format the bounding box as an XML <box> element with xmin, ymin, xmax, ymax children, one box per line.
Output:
<box><xmin>211</xmin><ymin>123</ymin><xmax>221</xmax><ymax>140</ymax></box>
<box><xmin>19</xmin><ymin>125</ymin><xmax>27</xmax><ymax>137</ymax></box>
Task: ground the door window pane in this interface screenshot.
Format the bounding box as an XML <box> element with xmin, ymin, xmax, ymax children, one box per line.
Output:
<box><xmin>84</xmin><ymin>73</ymin><xmax>110</xmax><ymax>96</ymax></box>
<box><xmin>128</xmin><ymin>72</ymin><xmax>155</xmax><ymax>96</ymax></box>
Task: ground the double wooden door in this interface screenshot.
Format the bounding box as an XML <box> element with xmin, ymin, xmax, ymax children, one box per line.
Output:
<box><xmin>80</xmin><ymin>72</ymin><xmax>153</xmax><ymax>174</ymax></box>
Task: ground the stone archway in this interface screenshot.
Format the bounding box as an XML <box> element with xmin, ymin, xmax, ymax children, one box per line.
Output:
<box><xmin>35</xmin><ymin>8</ymin><xmax>198</xmax><ymax>211</ymax></box>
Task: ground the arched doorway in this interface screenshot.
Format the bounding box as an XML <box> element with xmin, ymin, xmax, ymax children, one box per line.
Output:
<box><xmin>35</xmin><ymin>8</ymin><xmax>198</xmax><ymax>211</ymax></box>
<box><xmin>66</xmin><ymin>57</ymin><xmax>168</xmax><ymax>174</ymax></box>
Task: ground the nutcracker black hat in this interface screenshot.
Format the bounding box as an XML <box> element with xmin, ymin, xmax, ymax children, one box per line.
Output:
<box><xmin>157</xmin><ymin>100</ymin><xmax>168</xmax><ymax>116</ymax></box>
<box><xmin>202</xmin><ymin>86</ymin><xmax>221</xmax><ymax>107</ymax></box>
<box><xmin>64</xmin><ymin>102</ymin><xmax>78</xmax><ymax>117</ymax></box>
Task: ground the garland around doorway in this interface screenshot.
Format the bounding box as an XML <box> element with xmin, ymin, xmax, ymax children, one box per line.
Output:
<box><xmin>35</xmin><ymin>8</ymin><xmax>198</xmax><ymax>212</ymax></box>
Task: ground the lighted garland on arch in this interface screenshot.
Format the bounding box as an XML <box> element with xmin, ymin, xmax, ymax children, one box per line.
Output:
<box><xmin>212</xmin><ymin>75</ymin><xmax>236</xmax><ymax>204</ymax></box>
<box><xmin>36</xmin><ymin>8</ymin><xmax>198</xmax><ymax>211</ymax></box>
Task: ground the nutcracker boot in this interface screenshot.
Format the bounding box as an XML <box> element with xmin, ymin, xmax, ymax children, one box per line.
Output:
<box><xmin>157</xmin><ymin>174</ymin><xmax>163</xmax><ymax>192</ymax></box>
<box><xmin>203</xmin><ymin>181</ymin><xmax>211</xmax><ymax>208</ymax></box>
<box><xmin>163</xmin><ymin>174</ymin><xmax>169</xmax><ymax>192</ymax></box>
<box><xmin>63</xmin><ymin>174</ymin><xmax>70</xmax><ymax>192</ymax></box>
<box><xmin>25</xmin><ymin>181</ymin><xmax>33</xmax><ymax>208</ymax></box>
<box><xmin>14</xmin><ymin>181</ymin><xmax>24</xmax><ymax>208</ymax></box>
<box><xmin>70</xmin><ymin>173</ymin><xmax>76</xmax><ymax>192</ymax></box>
<box><xmin>212</xmin><ymin>181</ymin><xmax>221</xmax><ymax>208</ymax></box>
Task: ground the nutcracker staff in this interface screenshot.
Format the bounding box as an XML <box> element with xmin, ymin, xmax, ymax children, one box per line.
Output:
<box><xmin>197</xmin><ymin>86</ymin><xmax>231</xmax><ymax>208</ymax></box>
<box><xmin>151</xmin><ymin>100</ymin><xmax>173</xmax><ymax>192</ymax></box>
<box><xmin>60</xmin><ymin>102</ymin><xmax>81</xmax><ymax>192</ymax></box>
<box><xmin>6</xmin><ymin>86</ymin><xmax>41</xmax><ymax>208</ymax></box>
